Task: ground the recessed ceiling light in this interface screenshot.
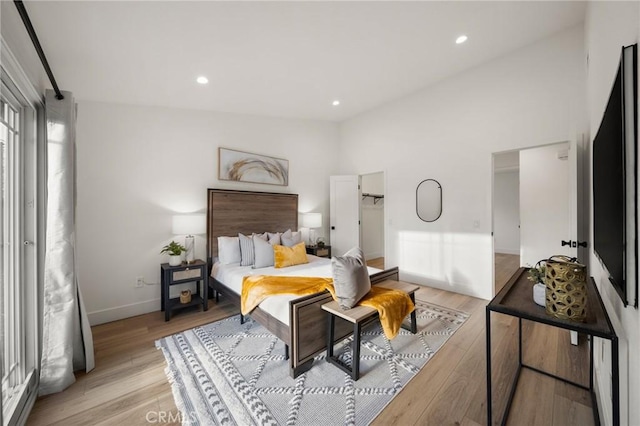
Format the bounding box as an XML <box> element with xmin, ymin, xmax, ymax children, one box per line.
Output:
<box><xmin>456</xmin><ymin>35</ymin><xmax>468</xmax><ymax>45</ymax></box>
<box><xmin>332</xmin><ymin>100</ymin><xmax>340</xmax><ymax>106</ymax></box>
<box><xmin>196</xmin><ymin>76</ymin><xmax>209</xmax><ymax>85</ymax></box>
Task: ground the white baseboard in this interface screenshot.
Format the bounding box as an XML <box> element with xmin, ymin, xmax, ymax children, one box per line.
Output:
<box><xmin>88</xmin><ymin>298</ymin><xmax>160</xmax><ymax>326</ymax></box>
<box><xmin>399</xmin><ymin>272</ymin><xmax>491</xmax><ymax>300</ymax></box>
<box><xmin>495</xmin><ymin>248</ymin><xmax>520</xmax><ymax>255</ymax></box>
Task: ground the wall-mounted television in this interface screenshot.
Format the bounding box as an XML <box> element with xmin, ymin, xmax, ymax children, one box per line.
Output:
<box><xmin>593</xmin><ymin>44</ymin><xmax>637</xmax><ymax>307</ymax></box>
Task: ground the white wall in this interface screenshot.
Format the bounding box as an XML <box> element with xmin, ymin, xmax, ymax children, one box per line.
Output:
<box><xmin>0</xmin><ymin>2</ymin><xmax>48</xmax><ymax>95</ymax></box>
<box><xmin>75</xmin><ymin>101</ymin><xmax>339</xmax><ymax>324</ymax></box>
<box><xmin>339</xmin><ymin>25</ymin><xmax>586</xmax><ymax>300</ymax></box>
<box><xmin>361</xmin><ymin>172</ymin><xmax>384</xmax><ymax>259</ymax></box>
<box><xmin>493</xmin><ymin>170</ymin><xmax>519</xmax><ymax>255</ymax></box>
<box><xmin>585</xmin><ymin>2</ymin><xmax>640</xmax><ymax>425</ymax></box>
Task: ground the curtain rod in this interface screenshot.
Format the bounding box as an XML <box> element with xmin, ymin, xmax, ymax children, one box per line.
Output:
<box><xmin>14</xmin><ymin>0</ymin><xmax>64</xmax><ymax>100</ymax></box>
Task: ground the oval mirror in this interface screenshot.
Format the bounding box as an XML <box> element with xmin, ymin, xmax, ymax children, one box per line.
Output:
<box><xmin>416</xmin><ymin>179</ymin><xmax>442</xmax><ymax>222</ymax></box>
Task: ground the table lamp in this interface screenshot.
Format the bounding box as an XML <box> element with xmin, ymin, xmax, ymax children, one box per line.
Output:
<box><xmin>172</xmin><ymin>214</ymin><xmax>206</xmax><ymax>263</ymax></box>
<box><xmin>301</xmin><ymin>212</ymin><xmax>322</xmax><ymax>246</ymax></box>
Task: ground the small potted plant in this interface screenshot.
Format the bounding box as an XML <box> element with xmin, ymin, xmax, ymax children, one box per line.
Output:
<box><xmin>161</xmin><ymin>241</ymin><xmax>186</xmax><ymax>266</ymax></box>
<box><xmin>527</xmin><ymin>260</ymin><xmax>546</xmax><ymax>307</ymax></box>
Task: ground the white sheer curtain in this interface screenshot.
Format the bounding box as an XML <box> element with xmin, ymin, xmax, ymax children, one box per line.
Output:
<box><xmin>39</xmin><ymin>89</ymin><xmax>94</xmax><ymax>396</ymax></box>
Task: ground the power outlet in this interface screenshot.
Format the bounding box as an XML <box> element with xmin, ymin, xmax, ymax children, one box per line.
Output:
<box><xmin>135</xmin><ymin>276</ymin><xmax>144</xmax><ymax>288</ymax></box>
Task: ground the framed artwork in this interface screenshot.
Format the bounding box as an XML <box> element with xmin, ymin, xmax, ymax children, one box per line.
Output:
<box><xmin>218</xmin><ymin>147</ymin><xmax>289</xmax><ymax>186</ymax></box>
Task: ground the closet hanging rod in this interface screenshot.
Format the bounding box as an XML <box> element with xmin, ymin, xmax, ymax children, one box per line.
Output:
<box><xmin>362</xmin><ymin>193</ymin><xmax>384</xmax><ymax>204</ymax></box>
<box><xmin>14</xmin><ymin>0</ymin><xmax>64</xmax><ymax>100</ymax></box>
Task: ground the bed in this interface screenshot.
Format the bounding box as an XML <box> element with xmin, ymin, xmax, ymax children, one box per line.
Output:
<box><xmin>206</xmin><ymin>188</ymin><xmax>399</xmax><ymax>377</ymax></box>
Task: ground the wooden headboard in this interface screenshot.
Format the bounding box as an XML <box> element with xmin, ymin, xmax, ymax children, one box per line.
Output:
<box><xmin>206</xmin><ymin>189</ymin><xmax>298</xmax><ymax>261</ymax></box>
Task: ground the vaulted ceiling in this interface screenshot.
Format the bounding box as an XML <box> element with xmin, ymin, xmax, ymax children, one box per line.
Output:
<box><xmin>3</xmin><ymin>1</ymin><xmax>586</xmax><ymax>121</ymax></box>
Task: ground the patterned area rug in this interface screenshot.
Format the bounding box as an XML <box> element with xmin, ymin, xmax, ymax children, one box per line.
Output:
<box><xmin>156</xmin><ymin>300</ymin><xmax>469</xmax><ymax>425</ymax></box>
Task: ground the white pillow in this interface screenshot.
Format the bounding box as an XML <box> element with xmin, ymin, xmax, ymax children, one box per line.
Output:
<box><xmin>281</xmin><ymin>229</ymin><xmax>302</xmax><ymax>247</ymax></box>
<box><xmin>253</xmin><ymin>234</ymin><xmax>275</xmax><ymax>268</ymax></box>
<box><xmin>217</xmin><ymin>236</ymin><xmax>241</xmax><ymax>265</ymax></box>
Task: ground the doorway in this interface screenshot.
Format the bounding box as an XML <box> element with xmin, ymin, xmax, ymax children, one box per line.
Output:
<box><xmin>329</xmin><ymin>171</ymin><xmax>385</xmax><ymax>266</ymax></box>
<box><xmin>492</xmin><ymin>141</ymin><xmax>580</xmax><ymax>295</ymax></box>
<box><xmin>361</xmin><ymin>172</ymin><xmax>385</xmax><ymax>268</ymax></box>
<box><xmin>493</xmin><ymin>151</ymin><xmax>521</xmax><ymax>293</ymax></box>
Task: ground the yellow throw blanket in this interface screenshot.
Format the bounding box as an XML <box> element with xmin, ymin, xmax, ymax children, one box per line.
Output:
<box><xmin>358</xmin><ymin>286</ymin><xmax>415</xmax><ymax>339</ymax></box>
<box><xmin>241</xmin><ymin>275</ymin><xmax>334</xmax><ymax>315</ymax></box>
<box><xmin>241</xmin><ymin>275</ymin><xmax>415</xmax><ymax>339</ymax></box>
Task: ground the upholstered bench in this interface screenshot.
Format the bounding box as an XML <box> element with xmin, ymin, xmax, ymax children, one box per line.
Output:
<box><xmin>322</xmin><ymin>280</ymin><xmax>419</xmax><ymax>380</ymax></box>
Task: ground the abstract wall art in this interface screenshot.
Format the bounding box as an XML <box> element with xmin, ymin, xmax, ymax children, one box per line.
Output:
<box><xmin>218</xmin><ymin>147</ymin><xmax>289</xmax><ymax>186</ymax></box>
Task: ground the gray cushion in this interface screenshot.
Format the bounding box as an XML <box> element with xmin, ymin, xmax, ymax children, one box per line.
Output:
<box><xmin>253</xmin><ymin>233</ymin><xmax>275</xmax><ymax>268</ymax></box>
<box><xmin>281</xmin><ymin>229</ymin><xmax>302</xmax><ymax>247</ymax></box>
<box><xmin>267</xmin><ymin>232</ymin><xmax>281</xmax><ymax>245</ymax></box>
<box><xmin>331</xmin><ymin>247</ymin><xmax>371</xmax><ymax>309</ymax></box>
<box><xmin>238</xmin><ymin>233</ymin><xmax>255</xmax><ymax>266</ymax></box>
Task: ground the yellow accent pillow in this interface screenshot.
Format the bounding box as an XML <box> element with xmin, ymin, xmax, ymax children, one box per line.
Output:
<box><xmin>274</xmin><ymin>242</ymin><xmax>309</xmax><ymax>268</ymax></box>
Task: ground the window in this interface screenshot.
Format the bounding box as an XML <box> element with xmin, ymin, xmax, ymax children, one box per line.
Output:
<box><xmin>0</xmin><ymin>69</ymin><xmax>40</xmax><ymax>425</ymax></box>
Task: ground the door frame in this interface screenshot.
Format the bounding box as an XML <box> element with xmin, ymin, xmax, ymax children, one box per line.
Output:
<box><xmin>491</xmin><ymin>138</ymin><xmax>587</xmax><ymax>297</ymax></box>
<box><xmin>329</xmin><ymin>170</ymin><xmax>386</xmax><ymax>261</ymax></box>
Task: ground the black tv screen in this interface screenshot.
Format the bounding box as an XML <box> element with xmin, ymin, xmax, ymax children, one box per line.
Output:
<box><xmin>593</xmin><ymin>65</ymin><xmax>625</xmax><ymax>297</ymax></box>
<box><xmin>593</xmin><ymin>44</ymin><xmax>637</xmax><ymax>307</ymax></box>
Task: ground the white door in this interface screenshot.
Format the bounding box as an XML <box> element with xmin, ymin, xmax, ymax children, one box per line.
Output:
<box><xmin>519</xmin><ymin>140</ymin><xmax>583</xmax><ymax>266</ymax></box>
<box><xmin>330</xmin><ymin>175</ymin><xmax>361</xmax><ymax>257</ymax></box>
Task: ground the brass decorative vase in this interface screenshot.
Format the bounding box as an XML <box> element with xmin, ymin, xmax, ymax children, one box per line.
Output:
<box><xmin>544</xmin><ymin>256</ymin><xmax>587</xmax><ymax>322</ymax></box>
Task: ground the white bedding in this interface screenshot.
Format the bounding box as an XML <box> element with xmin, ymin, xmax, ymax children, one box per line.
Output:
<box><xmin>211</xmin><ymin>254</ymin><xmax>381</xmax><ymax>326</ymax></box>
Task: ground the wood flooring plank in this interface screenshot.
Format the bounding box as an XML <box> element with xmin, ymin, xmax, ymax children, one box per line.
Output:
<box><xmin>28</xmin><ymin>365</ymin><xmax>168</xmax><ymax>424</ymax></box>
<box><xmin>507</xmin><ymin>369</ymin><xmax>556</xmax><ymax>426</ymax></box>
<box><xmin>93</xmin><ymin>399</ymin><xmax>161</xmax><ymax>426</ymax></box>
<box><xmin>366</xmin><ymin>257</ymin><xmax>385</xmax><ymax>270</ymax></box>
<box><xmin>522</xmin><ymin>320</ymin><xmax>560</xmax><ymax>374</ymax></box>
<box><xmin>494</xmin><ymin>253</ymin><xmax>520</xmax><ymax>294</ymax></box>
<box><xmin>371</xmin><ymin>344</ymin><xmax>466</xmax><ymax>425</ymax></box>
<box><xmin>556</xmin><ymin>331</ymin><xmax>590</xmax><ymax>386</ymax></box>
<box><xmin>417</xmin><ymin>370</ymin><xmax>476</xmax><ymax>425</ymax></box>
<box><xmin>454</xmin><ymin>332</ymin><xmax>490</xmax><ymax>425</ymax></box>
<box><xmin>552</xmin><ymin>394</ymin><xmax>594</xmax><ymax>426</ymax></box>
<box><xmin>460</xmin><ymin>416</ymin><xmax>483</xmax><ymax>426</ymax></box>
<box><xmin>417</xmin><ymin>334</ymin><xmax>487</xmax><ymax>426</ymax></box>
<box><xmin>444</xmin><ymin>303</ymin><xmax>485</xmax><ymax>353</ymax></box>
<box><xmin>50</xmin><ymin>380</ymin><xmax>167</xmax><ymax>426</ymax></box>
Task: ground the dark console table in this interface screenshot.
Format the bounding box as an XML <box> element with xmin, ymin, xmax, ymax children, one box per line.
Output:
<box><xmin>486</xmin><ymin>268</ymin><xmax>618</xmax><ymax>425</ymax></box>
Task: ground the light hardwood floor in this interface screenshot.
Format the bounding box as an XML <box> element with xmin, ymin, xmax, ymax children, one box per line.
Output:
<box><xmin>494</xmin><ymin>252</ymin><xmax>520</xmax><ymax>295</ymax></box>
<box><xmin>367</xmin><ymin>257</ymin><xmax>384</xmax><ymax>270</ymax></box>
<box><xmin>27</xmin><ymin>259</ymin><xmax>594</xmax><ymax>426</ymax></box>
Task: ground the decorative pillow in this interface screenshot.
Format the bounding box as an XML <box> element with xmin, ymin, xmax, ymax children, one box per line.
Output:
<box><xmin>331</xmin><ymin>246</ymin><xmax>371</xmax><ymax>310</ymax></box>
<box><xmin>217</xmin><ymin>236</ymin><xmax>241</xmax><ymax>265</ymax></box>
<box><xmin>255</xmin><ymin>232</ymin><xmax>269</xmax><ymax>241</ymax></box>
<box><xmin>274</xmin><ymin>242</ymin><xmax>309</xmax><ymax>268</ymax></box>
<box><xmin>281</xmin><ymin>229</ymin><xmax>302</xmax><ymax>247</ymax></box>
<box><xmin>239</xmin><ymin>233</ymin><xmax>255</xmax><ymax>266</ymax></box>
<box><xmin>253</xmin><ymin>233</ymin><xmax>276</xmax><ymax>268</ymax></box>
<box><xmin>267</xmin><ymin>232</ymin><xmax>281</xmax><ymax>245</ymax></box>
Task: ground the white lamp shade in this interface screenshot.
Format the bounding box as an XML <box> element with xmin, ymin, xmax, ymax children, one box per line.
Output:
<box><xmin>301</xmin><ymin>212</ymin><xmax>322</xmax><ymax>229</ymax></box>
<box><xmin>172</xmin><ymin>214</ymin><xmax>206</xmax><ymax>235</ymax></box>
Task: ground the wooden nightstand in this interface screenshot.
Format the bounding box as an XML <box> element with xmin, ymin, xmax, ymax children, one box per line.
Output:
<box><xmin>306</xmin><ymin>245</ymin><xmax>331</xmax><ymax>258</ymax></box>
<box><xmin>160</xmin><ymin>260</ymin><xmax>208</xmax><ymax>321</ymax></box>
